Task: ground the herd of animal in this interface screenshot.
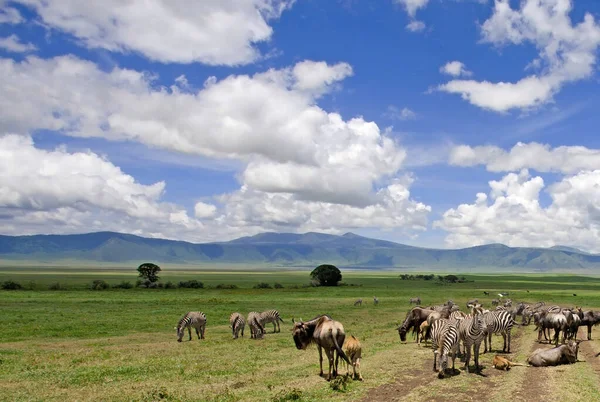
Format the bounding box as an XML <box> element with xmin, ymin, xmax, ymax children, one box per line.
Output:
<box><xmin>173</xmin><ymin>294</ymin><xmax>600</xmax><ymax>382</ymax></box>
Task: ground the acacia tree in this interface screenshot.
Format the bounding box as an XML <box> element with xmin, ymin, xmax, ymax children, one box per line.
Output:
<box><xmin>137</xmin><ymin>263</ymin><xmax>161</xmax><ymax>283</ymax></box>
<box><xmin>310</xmin><ymin>264</ymin><xmax>342</xmax><ymax>287</ymax></box>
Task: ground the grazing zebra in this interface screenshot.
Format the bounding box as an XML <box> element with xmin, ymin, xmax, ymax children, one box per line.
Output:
<box><xmin>247</xmin><ymin>311</ymin><xmax>265</xmax><ymax>339</ymax></box>
<box><xmin>429</xmin><ymin>318</ymin><xmax>460</xmax><ymax>378</ymax></box>
<box><xmin>457</xmin><ymin>307</ymin><xmax>486</xmax><ymax>373</ymax></box>
<box><xmin>259</xmin><ymin>309</ymin><xmax>285</xmax><ymax>333</ymax></box>
<box><xmin>175</xmin><ymin>311</ymin><xmax>206</xmax><ymax>342</ymax></box>
<box><xmin>483</xmin><ymin>310</ymin><xmax>514</xmax><ymax>353</ymax></box>
<box><xmin>373</xmin><ymin>296</ymin><xmax>379</xmax><ymax>306</ymax></box>
<box><xmin>354</xmin><ymin>299</ymin><xmax>363</xmax><ymax>307</ymax></box>
<box><xmin>409</xmin><ymin>297</ymin><xmax>421</xmax><ymax>305</ymax></box>
<box><xmin>229</xmin><ymin>312</ymin><xmax>245</xmax><ymax>339</ymax></box>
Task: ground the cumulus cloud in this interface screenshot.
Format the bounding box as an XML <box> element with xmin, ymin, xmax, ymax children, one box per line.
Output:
<box><xmin>406</xmin><ymin>20</ymin><xmax>426</xmax><ymax>32</ymax></box>
<box><xmin>9</xmin><ymin>0</ymin><xmax>294</xmax><ymax>65</ymax></box>
<box><xmin>0</xmin><ymin>34</ymin><xmax>37</xmax><ymax>53</ymax></box>
<box><xmin>0</xmin><ymin>1</ymin><xmax>22</xmax><ymax>24</ymax></box>
<box><xmin>384</xmin><ymin>105</ymin><xmax>417</xmax><ymax>120</ymax></box>
<box><xmin>434</xmin><ymin>169</ymin><xmax>600</xmax><ymax>253</ymax></box>
<box><xmin>438</xmin><ymin>0</ymin><xmax>600</xmax><ymax>112</ymax></box>
<box><xmin>394</xmin><ymin>0</ymin><xmax>429</xmax><ymax>18</ymax></box>
<box><xmin>450</xmin><ymin>142</ymin><xmax>600</xmax><ymax>174</ymax></box>
<box><xmin>439</xmin><ymin>61</ymin><xmax>472</xmax><ymax>77</ymax></box>
<box><xmin>194</xmin><ymin>202</ymin><xmax>217</xmax><ymax>219</ymax></box>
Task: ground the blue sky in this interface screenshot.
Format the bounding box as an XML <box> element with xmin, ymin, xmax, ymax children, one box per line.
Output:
<box><xmin>1</xmin><ymin>0</ymin><xmax>600</xmax><ymax>252</ymax></box>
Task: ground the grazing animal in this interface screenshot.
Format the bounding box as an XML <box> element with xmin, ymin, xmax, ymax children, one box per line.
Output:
<box><xmin>373</xmin><ymin>296</ymin><xmax>379</xmax><ymax>306</ymax></box>
<box><xmin>292</xmin><ymin>315</ymin><xmax>350</xmax><ymax>381</ymax></box>
<box><xmin>409</xmin><ymin>297</ymin><xmax>421</xmax><ymax>305</ymax></box>
<box><xmin>457</xmin><ymin>306</ymin><xmax>486</xmax><ymax>373</ymax></box>
<box><xmin>247</xmin><ymin>311</ymin><xmax>265</xmax><ymax>339</ymax></box>
<box><xmin>483</xmin><ymin>291</ymin><xmax>489</xmax><ymax>296</ymax></box>
<box><xmin>579</xmin><ymin>310</ymin><xmax>600</xmax><ymax>340</ymax></box>
<box><xmin>430</xmin><ymin>318</ymin><xmax>460</xmax><ymax>378</ymax></box>
<box><xmin>418</xmin><ymin>321</ymin><xmax>430</xmax><ymax>346</ymax></box>
<box><xmin>259</xmin><ymin>309</ymin><xmax>285</xmax><ymax>333</ymax></box>
<box><xmin>175</xmin><ymin>311</ymin><xmax>206</xmax><ymax>342</ymax></box>
<box><xmin>354</xmin><ymin>299</ymin><xmax>363</xmax><ymax>307</ymax></box>
<box><xmin>492</xmin><ymin>355</ymin><xmax>523</xmax><ymax>370</ymax></box>
<box><xmin>397</xmin><ymin>307</ymin><xmax>435</xmax><ymax>342</ymax></box>
<box><xmin>573</xmin><ymin>293</ymin><xmax>577</xmax><ymax>296</ymax></box>
<box><xmin>229</xmin><ymin>312</ymin><xmax>245</xmax><ymax>339</ymax></box>
<box><xmin>491</xmin><ymin>299</ymin><xmax>499</xmax><ymax>306</ymax></box>
<box><xmin>343</xmin><ymin>335</ymin><xmax>363</xmax><ymax>381</ymax></box>
<box><xmin>483</xmin><ymin>310</ymin><xmax>514</xmax><ymax>353</ymax></box>
<box><xmin>527</xmin><ymin>340</ymin><xmax>580</xmax><ymax>367</ymax></box>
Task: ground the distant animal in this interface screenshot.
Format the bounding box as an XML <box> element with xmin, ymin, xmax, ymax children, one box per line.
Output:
<box><xmin>483</xmin><ymin>291</ymin><xmax>489</xmax><ymax>296</ymax></box>
<box><xmin>492</xmin><ymin>355</ymin><xmax>523</xmax><ymax>370</ymax></box>
<box><xmin>491</xmin><ymin>299</ymin><xmax>499</xmax><ymax>306</ymax></box>
<box><xmin>527</xmin><ymin>340</ymin><xmax>580</xmax><ymax>367</ymax></box>
<box><xmin>526</xmin><ymin>290</ymin><xmax>530</xmax><ymax>293</ymax></box>
<box><xmin>247</xmin><ymin>311</ymin><xmax>265</xmax><ymax>339</ymax></box>
<box><xmin>175</xmin><ymin>311</ymin><xmax>206</xmax><ymax>342</ymax></box>
<box><xmin>354</xmin><ymin>299</ymin><xmax>363</xmax><ymax>307</ymax></box>
<box><xmin>343</xmin><ymin>335</ymin><xmax>363</xmax><ymax>381</ymax></box>
<box><xmin>573</xmin><ymin>293</ymin><xmax>577</xmax><ymax>296</ymax></box>
<box><xmin>229</xmin><ymin>312</ymin><xmax>245</xmax><ymax>339</ymax></box>
<box><xmin>259</xmin><ymin>309</ymin><xmax>285</xmax><ymax>333</ymax></box>
<box><xmin>292</xmin><ymin>315</ymin><xmax>350</xmax><ymax>381</ymax></box>
<box><xmin>373</xmin><ymin>296</ymin><xmax>379</xmax><ymax>306</ymax></box>
<box><xmin>409</xmin><ymin>297</ymin><xmax>421</xmax><ymax>305</ymax></box>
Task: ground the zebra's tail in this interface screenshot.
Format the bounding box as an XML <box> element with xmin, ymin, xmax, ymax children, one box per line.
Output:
<box><xmin>331</xmin><ymin>329</ymin><xmax>351</xmax><ymax>365</ymax></box>
<box><xmin>278</xmin><ymin>315</ymin><xmax>284</xmax><ymax>323</ymax></box>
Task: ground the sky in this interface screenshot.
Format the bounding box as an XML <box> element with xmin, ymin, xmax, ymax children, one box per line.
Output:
<box><xmin>1</xmin><ymin>0</ymin><xmax>600</xmax><ymax>252</ymax></box>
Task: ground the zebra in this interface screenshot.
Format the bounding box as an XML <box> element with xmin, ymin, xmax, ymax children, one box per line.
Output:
<box><xmin>354</xmin><ymin>298</ymin><xmax>363</xmax><ymax>306</ymax></box>
<box><xmin>229</xmin><ymin>312</ymin><xmax>245</xmax><ymax>339</ymax></box>
<box><xmin>247</xmin><ymin>311</ymin><xmax>265</xmax><ymax>339</ymax></box>
<box><xmin>175</xmin><ymin>311</ymin><xmax>206</xmax><ymax>342</ymax></box>
<box><xmin>259</xmin><ymin>309</ymin><xmax>284</xmax><ymax>333</ymax></box>
<box><xmin>457</xmin><ymin>306</ymin><xmax>486</xmax><ymax>373</ymax></box>
<box><xmin>449</xmin><ymin>310</ymin><xmax>467</xmax><ymax>321</ymax></box>
<box><xmin>373</xmin><ymin>297</ymin><xmax>379</xmax><ymax>306</ymax></box>
<box><xmin>429</xmin><ymin>318</ymin><xmax>460</xmax><ymax>378</ymax></box>
<box><xmin>409</xmin><ymin>297</ymin><xmax>421</xmax><ymax>305</ymax></box>
<box><xmin>483</xmin><ymin>310</ymin><xmax>514</xmax><ymax>353</ymax></box>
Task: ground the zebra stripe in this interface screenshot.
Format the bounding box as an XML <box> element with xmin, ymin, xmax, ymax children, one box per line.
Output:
<box><xmin>457</xmin><ymin>307</ymin><xmax>486</xmax><ymax>373</ymax></box>
<box><xmin>259</xmin><ymin>309</ymin><xmax>284</xmax><ymax>333</ymax></box>
<box><xmin>483</xmin><ymin>310</ymin><xmax>514</xmax><ymax>353</ymax></box>
<box><xmin>247</xmin><ymin>311</ymin><xmax>265</xmax><ymax>339</ymax></box>
<box><xmin>230</xmin><ymin>312</ymin><xmax>245</xmax><ymax>339</ymax></box>
<box><xmin>176</xmin><ymin>311</ymin><xmax>206</xmax><ymax>342</ymax></box>
<box><xmin>430</xmin><ymin>319</ymin><xmax>459</xmax><ymax>377</ymax></box>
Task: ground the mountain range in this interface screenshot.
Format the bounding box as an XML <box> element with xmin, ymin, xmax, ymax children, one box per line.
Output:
<box><xmin>1</xmin><ymin>231</ymin><xmax>600</xmax><ymax>272</ymax></box>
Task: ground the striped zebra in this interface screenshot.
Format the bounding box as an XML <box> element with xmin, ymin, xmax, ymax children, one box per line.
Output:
<box><xmin>247</xmin><ymin>311</ymin><xmax>265</xmax><ymax>339</ymax></box>
<box><xmin>429</xmin><ymin>318</ymin><xmax>460</xmax><ymax>378</ymax></box>
<box><xmin>354</xmin><ymin>299</ymin><xmax>363</xmax><ymax>307</ymax></box>
<box><xmin>373</xmin><ymin>297</ymin><xmax>379</xmax><ymax>306</ymax></box>
<box><xmin>483</xmin><ymin>310</ymin><xmax>514</xmax><ymax>353</ymax></box>
<box><xmin>259</xmin><ymin>309</ymin><xmax>285</xmax><ymax>333</ymax></box>
<box><xmin>449</xmin><ymin>311</ymin><xmax>467</xmax><ymax>321</ymax></box>
<box><xmin>457</xmin><ymin>306</ymin><xmax>486</xmax><ymax>373</ymax></box>
<box><xmin>175</xmin><ymin>311</ymin><xmax>206</xmax><ymax>342</ymax></box>
<box><xmin>229</xmin><ymin>312</ymin><xmax>245</xmax><ymax>339</ymax></box>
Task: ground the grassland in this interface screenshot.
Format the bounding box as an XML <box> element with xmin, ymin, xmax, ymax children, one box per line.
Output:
<box><xmin>1</xmin><ymin>266</ymin><xmax>600</xmax><ymax>401</ymax></box>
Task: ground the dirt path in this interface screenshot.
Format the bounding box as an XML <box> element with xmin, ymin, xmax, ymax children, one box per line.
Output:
<box><xmin>577</xmin><ymin>328</ymin><xmax>600</xmax><ymax>379</ymax></box>
<box><xmin>510</xmin><ymin>331</ymin><xmax>554</xmax><ymax>402</ymax></box>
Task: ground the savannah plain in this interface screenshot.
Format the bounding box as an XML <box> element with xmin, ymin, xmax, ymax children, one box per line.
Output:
<box><xmin>1</xmin><ymin>265</ymin><xmax>600</xmax><ymax>402</ymax></box>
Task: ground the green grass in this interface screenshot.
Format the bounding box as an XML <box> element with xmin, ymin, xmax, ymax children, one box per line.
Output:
<box><xmin>1</xmin><ymin>267</ymin><xmax>600</xmax><ymax>401</ymax></box>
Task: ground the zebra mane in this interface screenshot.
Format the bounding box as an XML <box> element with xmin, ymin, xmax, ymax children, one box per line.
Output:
<box><xmin>177</xmin><ymin>312</ymin><xmax>191</xmax><ymax>329</ymax></box>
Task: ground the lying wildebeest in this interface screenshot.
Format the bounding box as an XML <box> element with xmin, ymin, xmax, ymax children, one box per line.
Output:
<box><xmin>292</xmin><ymin>315</ymin><xmax>350</xmax><ymax>381</ymax></box>
<box><xmin>527</xmin><ymin>340</ymin><xmax>580</xmax><ymax>367</ymax></box>
<box><xmin>344</xmin><ymin>335</ymin><xmax>363</xmax><ymax>381</ymax></box>
<box><xmin>409</xmin><ymin>297</ymin><xmax>421</xmax><ymax>305</ymax></box>
<box><xmin>397</xmin><ymin>307</ymin><xmax>434</xmax><ymax>342</ymax></box>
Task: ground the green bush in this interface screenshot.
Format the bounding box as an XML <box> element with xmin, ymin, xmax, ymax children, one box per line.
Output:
<box><xmin>215</xmin><ymin>283</ymin><xmax>238</xmax><ymax>289</ymax></box>
<box><xmin>178</xmin><ymin>280</ymin><xmax>204</xmax><ymax>289</ymax></box>
<box><xmin>253</xmin><ymin>282</ymin><xmax>272</xmax><ymax>289</ymax></box>
<box><xmin>1</xmin><ymin>280</ymin><xmax>22</xmax><ymax>290</ymax></box>
<box><xmin>90</xmin><ymin>280</ymin><xmax>109</xmax><ymax>290</ymax></box>
<box><xmin>48</xmin><ymin>282</ymin><xmax>65</xmax><ymax>290</ymax></box>
<box><xmin>164</xmin><ymin>281</ymin><xmax>176</xmax><ymax>289</ymax></box>
<box><xmin>112</xmin><ymin>281</ymin><xmax>133</xmax><ymax>289</ymax></box>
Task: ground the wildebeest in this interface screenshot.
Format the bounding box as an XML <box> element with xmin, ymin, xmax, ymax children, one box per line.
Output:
<box><xmin>292</xmin><ymin>315</ymin><xmax>350</xmax><ymax>381</ymax></box>
<box><xmin>491</xmin><ymin>299</ymin><xmax>499</xmax><ymax>306</ymax></box>
<box><xmin>535</xmin><ymin>312</ymin><xmax>567</xmax><ymax>346</ymax></box>
<box><xmin>483</xmin><ymin>291</ymin><xmax>489</xmax><ymax>296</ymax></box>
<box><xmin>397</xmin><ymin>307</ymin><xmax>434</xmax><ymax>342</ymax></box>
<box><xmin>527</xmin><ymin>340</ymin><xmax>580</xmax><ymax>367</ymax></box>
<box><xmin>354</xmin><ymin>299</ymin><xmax>363</xmax><ymax>307</ymax></box>
<box><xmin>578</xmin><ymin>309</ymin><xmax>600</xmax><ymax>340</ymax></box>
<box><xmin>409</xmin><ymin>297</ymin><xmax>421</xmax><ymax>305</ymax></box>
<box><xmin>343</xmin><ymin>335</ymin><xmax>363</xmax><ymax>381</ymax></box>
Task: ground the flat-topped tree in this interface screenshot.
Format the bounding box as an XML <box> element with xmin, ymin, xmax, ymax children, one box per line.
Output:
<box><xmin>137</xmin><ymin>262</ymin><xmax>161</xmax><ymax>283</ymax></box>
<box><xmin>311</xmin><ymin>264</ymin><xmax>342</xmax><ymax>287</ymax></box>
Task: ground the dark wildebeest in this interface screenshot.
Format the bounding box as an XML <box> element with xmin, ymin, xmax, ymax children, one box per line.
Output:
<box><xmin>397</xmin><ymin>307</ymin><xmax>434</xmax><ymax>342</ymax></box>
<box><xmin>535</xmin><ymin>312</ymin><xmax>567</xmax><ymax>346</ymax></box>
<box><xmin>577</xmin><ymin>309</ymin><xmax>600</xmax><ymax>340</ymax></box>
<box><xmin>292</xmin><ymin>315</ymin><xmax>350</xmax><ymax>381</ymax></box>
<box><xmin>409</xmin><ymin>297</ymin><xmax>421</xmax><ymax>305</ymax></box>
<box><xmin>483</xmin><ymin>291</ymin><xmax>489</xmax><ymax>296</ymax></box>
<box><xmin>527</xmin><ymin>340</ymin><xmax>580</xmax><ymax>367</ymax></box>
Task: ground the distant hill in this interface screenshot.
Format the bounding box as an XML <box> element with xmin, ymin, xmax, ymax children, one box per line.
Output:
<box><xmin>1</xmin><ymin>231</ymin><xmax>599</xmax><ymax>272</ymax></box>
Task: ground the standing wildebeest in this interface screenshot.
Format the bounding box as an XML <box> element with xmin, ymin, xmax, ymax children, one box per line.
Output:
<box><xmin>354</xmin><ymin>299</ymin><xmax>363</xmax><ymax>307</ymax></box>
<box><xmin>578</xmin><ymin>309</ymin><xmax>600</xmax><ymax>340</ymax></box>
<box><xmin>292</xmin><ymin>315</ymin><xmax>350</xmax><ymax>381</ymax></box>
<box><xmin>397</xmin><ymin>307</ymin><xmax>434</xmax><ymax>342</ymax></box>
<box><xmin>409</xmin><ymin>297</ymin><xmax>421</xmax><ymax>305</ymax></box>
<box><xmin>527</xmin><ymin>340</ymin><xmax>580</xmax><ymax>367</ymax></box>
<box><xmin>535</xmin><ymin>312</ymin><xmax>567</xmax><ymax>346</ymax></box>
<box><xmin>483</xmin><ymin>291</ymin><xmax>489</xmax><ymax>296</ymax></box>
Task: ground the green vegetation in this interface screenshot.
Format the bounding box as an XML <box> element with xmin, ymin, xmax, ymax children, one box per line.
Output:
<box><xmin>137</xmin><ymin>262</ymin><xmax>161</xmax><ymax>283</ymax></box>
<box><xmin>311</xmin><ymin>264</ymin><xmax>342</xmax><ymax>286</ymax></box>
<box><xmin>1</xmin><ymin>266</ymin><xmax>600</xmax><ymax>401</ymax></box>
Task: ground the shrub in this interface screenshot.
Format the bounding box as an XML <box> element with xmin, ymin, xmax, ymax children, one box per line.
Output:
<box><xmin>48</xmin><ymin>282</ymin><xmax>65</xmax><ymax>290</ymax></box>
<box><xmin>164</xmin><ymin>281</ymin><xmax>176</xmax><ymax>289</ymax></box>
<box><xmin>112</xmin><ymin>281</ymin><xmax>133</xmax><ymax>289</ymax></box>
<box><xmin>253</xmin><ymin>282</ymin><xmax>272</xmax><ymax>289</ymax></box>
<box><xmin>90</xmin><ymin>280</ymin><xmax>109</xmax><ymax>290</ymax></box>
<box><xmin>215</xmin><ymin>283</ymin><xmax>238</xmax><ymax>289</ymax></box>
<box><xmin>1</xmin><ymin>280</ymin><xmax>22</xmax><ymax>290</ymax></box>
<box><xmin>136</xmin><ymin>279</ymin><xmax>152</xmax><ymax>288</ymax></box>
<box><xmin>178</xmin><ymin>280</ymin><xmax>204</xmax><ymax>289</ymax></box>
<box><xmin>310</xmin><ymin>264</ymin><xmax>342</xmax><ymax>286</ymax></box>
<box><xmin>148</xmin><ymin>282</ymin><xmax>159</xmax><ymax>289</ymax></box>
<box><xmin>274</xmin><ymin>283</ymin><xmax>284</xmax><ymax>289</ymax></box>
<box><xmin>329</xmin><ymin>375</ymin><xmax>350</xmax><ymax>392</ymax></box>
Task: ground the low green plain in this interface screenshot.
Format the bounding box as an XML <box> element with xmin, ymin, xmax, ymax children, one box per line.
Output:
<box><xmin>1</xmin><ymin>266</ymin><xmax>600</xmax><ymax>401</ymax></box>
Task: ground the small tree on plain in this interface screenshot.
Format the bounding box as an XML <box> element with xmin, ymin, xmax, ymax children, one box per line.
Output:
<box><xmin>137</xmin><ymin>262</ymin><xmax>161</xmax><ymax>283</ymax></box>
<box><xmin>310</xmin><ymin>264</ymin><xmax>342</xmax><ymax>287</ymax></box>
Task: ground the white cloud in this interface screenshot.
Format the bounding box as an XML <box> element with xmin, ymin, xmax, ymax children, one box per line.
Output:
<box><xmin>0</xmin><ymin>34</ymin><xmax>37</xmax><ymax>53</ymax></box>
<box><xmin>406</xmin><ymin>20</ymin><xmax>426</xmax><ymax>32</ymax></box>
<box><xmin>434</xmin><ymin>169</ymin><xmax>600</xmax><ymax>253</ymax></box>
<box><xmin>10</xmin><ymin>0</ymin><xmax>294</xmax><ymax>65</ymax></box>
<box><xmin>384</xmin><ymin>105</ymin><xmax>417</xmax><ymax>120</ymax></box>
<box><xmin>450</xmin><ymin>142</ymin><xmax>600</xmax><ymax>174</ymax></box>
<box><xmin>0</xmin><ymin>1</ymin><xmax>22</xmax><ymax>24</ymax></box>
<box><xmin>439</xmin><ymin>61</ymin><xmax>472</xmax><ymax>77</ymax></box>
<box><xmin>438</xmin><ymin>0</ymin><xmax>600</xmax><ymax>112</ymax></box>
<box><xmin>394</xmin><ymin>0</ymin><xmax>429</xmax><ymax>18</ymax></box>
<box><xmin>194</xmin><ymin>202</ymin><xmax>217</xmax><ymax>219</ymax></box>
